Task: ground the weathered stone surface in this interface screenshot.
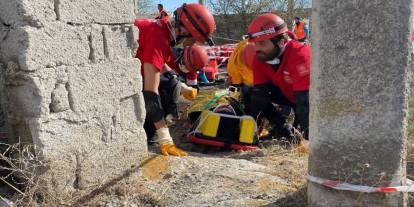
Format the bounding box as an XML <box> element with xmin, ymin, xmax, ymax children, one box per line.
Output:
<box><xmin>27</xmin><ymin>115</ymin><xmax>147</xmax><ymax>192</ymax></box>
<box><xmin>0</xmin><ymin>24</ymin><xmax>9</xmax><ymax>43</ymax></box>
<box><xmin>0</xmin><ymin>23</ymin><xmax>90</xmax><ymax>71</ymax></box>
<box><xmin>6</xmin><ymin>67</ymin><xmax>56</xmax><ymax>118</ymax></box>
<box><xmin>0</xmin><ymin>0</ymin><xmax>56</xmax><ymax>26</ymax></box>
<box><xmin>58</xmin><ymin>0</ymin><xmax>135</xmax><ymax>24</ymax></box>
<box><xmin>50</xmin><ymin>83</ymin><xmax>69</xmax><ymax>113</ymax></box>
<box><xmin>0</xmin><ymin>23</ymin><xmax>138</xmax><ymax>72</ymax></box>
<box><xmin>0</xmin><ymin>0</ymin><xmax>147</xmax><ymax>195</ymax></box>
<box><xmin>103</xmin><ymin>25</ymin><xmax>137</xmax><ymax>61</ymax></box>
<box><xmin>7</xmin><ymin>79</ymin><xmax>42</xmax><ymax>118</ymax></box>
<box><xmin>4</xmin><ymin>59</ymin><xmax>145</xmax><ymax>191</ymax></box>
<box><xmin>66</xmin><ymin>60</ymin><xmax>142</xmax><ymax>115</ymax></box>
<box><xmin>0</xmin><ymin>63</ymin><xmax>7</xmax><ymax>143</ymax></box>
<box><xmin>88</xmin><ymin>24</ymin><xmax>106</xmax><ymax>63</ymax></box>
<box><xmin>308</xmin><ymin>0</ymin><xmax>412</xmax><ymax>206</ymax></box>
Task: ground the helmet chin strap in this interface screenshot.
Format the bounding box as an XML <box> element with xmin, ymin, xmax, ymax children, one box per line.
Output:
<box><xmin>266</xmin><ymin>57</ymin><xmax>280</xmax><ymax>65</ymax></box>
<box><xmin>266</xmin><ymin>43</ymin><xmax>286</xmax><ymax>65</ymax></box>
<box><xmin>179</xmin><ymin>63</ymin><xmax>190</xmax><ymax>73</ymax></box>
<box><xmin>173</xmin><ymin>45</ymin><xmax>191</xmax><ymax>73</ymax></box>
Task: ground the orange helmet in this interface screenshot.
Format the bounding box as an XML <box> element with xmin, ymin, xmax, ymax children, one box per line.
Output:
<box><xmin>247</xmin><ymin>13</ymin><xmax>288</xmax><ymax>42</ymax></box>
<box><xmin>183</xmin><ymin>45</ymin><xmax>209</xmax><ymax>72</ymax></box>
<box><xmin>174</xmin><ymin>3</ymin><xmax>216</xmax><ymax>46</ymax></box>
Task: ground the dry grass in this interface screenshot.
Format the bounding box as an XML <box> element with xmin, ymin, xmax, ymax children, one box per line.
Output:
<box><xmin>82</xmin><ymin>181</ymin><xmax>168</xmax><ymax>207</ymax></box>
<box><xmin>0</xmin><ymin>140</ymin><xmax>57</xmax><ymax>206</ymax></box>
<box><xmin>0</xmin><ymin>146</ymin><xmax>169</xmax><ymax>206</ymax></box>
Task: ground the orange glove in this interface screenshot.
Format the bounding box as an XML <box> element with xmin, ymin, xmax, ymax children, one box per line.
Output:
<box><xmin>160</xmin><ymin>143</ymin><xmax>188</xmax><ymax>156</ymax></box>
<box><xmin>182</xmin><ymin>88</ymin><xmax>198</xmax><ymax>101</ymax></box>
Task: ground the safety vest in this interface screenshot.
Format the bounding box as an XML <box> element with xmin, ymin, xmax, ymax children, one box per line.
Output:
<box><xmin>294</xmin><ymin>22</ymin><xmax>306</xmax><ymax>40</ymax></box>
<box><xmin>156</xmin><ymin>10</ymin><xmax>170</xmax><ymax>22</ymax></box>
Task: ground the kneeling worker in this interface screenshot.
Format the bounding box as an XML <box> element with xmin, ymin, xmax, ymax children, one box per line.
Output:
<box><xmin>134</xmin><ymin>3</ymin><xmax>215</xmax><ymax>156</ymax></box>
<box><xmin>246</xmin><ymin>13</ymin><xmax>311</xmax><ymax>140</ymax></box>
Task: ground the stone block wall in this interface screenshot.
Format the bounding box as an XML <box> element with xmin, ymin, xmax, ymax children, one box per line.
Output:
<box><xmin>0</xmin><ymin>0</ymin><xmax>147</xmax><ymax>194</ymax></box>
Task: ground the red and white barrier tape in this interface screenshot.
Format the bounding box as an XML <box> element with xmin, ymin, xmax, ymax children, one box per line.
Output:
<box><xmin>308</xmin><ymin>175</ymin><xmax>414</xmax><ymax>193</ymax></box>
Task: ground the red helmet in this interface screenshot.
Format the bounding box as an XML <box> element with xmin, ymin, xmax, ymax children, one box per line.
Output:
<box><xmin>247</xmin><ymin>13</ymin><xmax>288</xmax><ymax>42</ymax></box>
<box><xmin>175</xmin><ymin>3</ymin><xmax>216</xmax><ymax>46</ymax></box>
<box><xmin>243</xmin><ymin>43</ymin><xmax>256</xmax><ymax>68</ymax></box>
<box><xmin>183</xmin><ymin>45</ymin><xmax>209</xmax><ymax>72</ymax></box>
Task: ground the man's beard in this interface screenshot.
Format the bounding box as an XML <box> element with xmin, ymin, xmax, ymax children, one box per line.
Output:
<box><xmin>256</xmin><ymin>47</ymin><xmax>280</xmax><ymax>62</ymax></box>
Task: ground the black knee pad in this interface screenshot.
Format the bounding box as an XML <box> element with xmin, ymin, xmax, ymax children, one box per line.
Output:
<box><xmin>160</xmin><ymin>71</ymin><xmax>179</xmax><ymax>89</ymax></box>
<box><xmin>159</xmin><ymin>72</ymin><xmax>181</xmax><ymax>118</ymax></box>
<box><xmin>143</xmin><ymin>91</ymin><xmax>164</xmax><ymax>123</ymax></box>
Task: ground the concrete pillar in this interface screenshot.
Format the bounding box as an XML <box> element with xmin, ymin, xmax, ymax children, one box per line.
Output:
<box><xmin>308</xmin><ymin>0</ymin><xmax>412</xmax><ymax>206</ymax></box>
<box><xmin>0</xmin><ymin>0</ymin><xmax>147</xmax><ymax>196</ymax></box>
<box><xmin>0</xmin><ymin>63</ymin><xmax>7</xmax><ymax>146</ymax></box>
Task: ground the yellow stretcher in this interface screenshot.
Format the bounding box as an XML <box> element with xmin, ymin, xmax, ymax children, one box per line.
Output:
<box><xmin>186</xmin><ymin>89</ymin><xmax>259</xmax><ymax>150</ymax></box>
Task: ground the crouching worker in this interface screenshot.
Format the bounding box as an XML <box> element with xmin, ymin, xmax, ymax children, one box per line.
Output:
<box><xmin>134</xmin><ymin>3</ymin><xmax>215</xmax><ymax>156</ymax></box>
<box><xmin>246</xmin><ymin>13</ymin><xmax>311</xmax><ymax>140</ymax></box>
<box><xmin>227</xmin><ymin>39</ymin><xmax>256</xmax><ymax>114</ymax></box>
<box><xmin>145</xmin><ymin>45</ymin><xmax>209</xmax><ymax>145</ymax></box>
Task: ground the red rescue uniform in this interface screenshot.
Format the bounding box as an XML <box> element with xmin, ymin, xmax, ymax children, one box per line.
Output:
<box><xmin>252</xmin><ymin>40</ymin><xmax>311</xmax><ymax>103</ymax></box>
<box><xmin>134</xmin><ymin>19</ymin><xmax>198</xmax><ymax>82</ymax></box>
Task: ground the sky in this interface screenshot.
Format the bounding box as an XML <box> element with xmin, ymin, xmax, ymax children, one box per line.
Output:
<box><xmin>153</xmin><ymin>1</ymin><xmax>312</xmax><ymax>14</ymax></box>
<box><xmin>157</xmin><ymin>0</ymin><xmax>199</xmax><ymax>13</ymax></box>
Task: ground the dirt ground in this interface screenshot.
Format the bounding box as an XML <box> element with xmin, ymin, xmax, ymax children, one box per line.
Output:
<box><xmin>4</xmin><ymin>84</ymin><xmax>414</xmax><ymax>207</ymax></box>
<box><xmin>78</xmin><ymin>88</ymin><xmax>310</xmax><ymax>207</ymax></box>
<box><xmin>72</xmin><ymin>85</ymin><xmax>414</xmax><ymax>206</ymax></box>
<box><xmin>79</xmin><ymin>144</ymin><xmax>309</xmax><ymax>207</ymax></box>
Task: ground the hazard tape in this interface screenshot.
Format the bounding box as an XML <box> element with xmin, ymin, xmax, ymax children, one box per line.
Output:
<box><xmin>308</xmin><ymin>175</ymin><xmax>414</xmax><ymax>193</ymax></box>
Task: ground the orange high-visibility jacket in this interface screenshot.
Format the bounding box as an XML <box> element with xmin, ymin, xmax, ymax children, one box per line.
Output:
<box><xmin>294</xmin><ymin>22</ymin><xmax>306</xmax><ymax>39</ymax></box>
<box><xmin>156</xmin><ymin>10</ymin><xmax>170</xmax><ymax>22</ymax></box>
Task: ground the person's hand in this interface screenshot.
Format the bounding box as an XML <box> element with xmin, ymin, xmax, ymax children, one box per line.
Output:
<box><xmin>182</xmin><ymin>88</ymin><xmax>198</xmax><ymax>100</ymax></box>
<box><xmin>160</xmin><ymin>143</ymin><xmax>188</xmax><ymax>156</ymax></box>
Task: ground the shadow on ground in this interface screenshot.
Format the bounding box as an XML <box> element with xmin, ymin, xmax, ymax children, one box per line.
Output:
<box><xmin>266</xmin><ymin>185</ymin><xmax>307</xmax><ymax>207</ymax></box>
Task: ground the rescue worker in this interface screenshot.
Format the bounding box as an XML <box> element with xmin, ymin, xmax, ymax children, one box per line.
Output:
<box><xmin>292</xmin><ymin>16</ymin><xmax>309</xmax><ymax>43</ymax></box>
<box><xmin>145</xmin><ymin>45</ymin><xmax>209</xmax><ymax>146</ymax></box>
<box><xmin>155</xmin><ymin>4</ymin><xmax>169</xmax><ymax>22</ymax></box>
<box><xmin>246</xmin><ymin>13</ymin><xmax>311</xmax><ymax>140</ymax></box>
<box><xmin>227</xmin><ymin>39</ymin><xmax>255</xmax><ymax>114</ymax></box>
<box><xmin>134</xmin><ymin>3</ymin><xmax>215</xmax><ymax>156</ymax></box>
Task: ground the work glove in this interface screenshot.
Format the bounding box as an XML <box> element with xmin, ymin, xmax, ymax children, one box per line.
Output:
<box><xmin>156</xmin><ymin>127</ymin><xmax>187</xmax><ymax>157</ymax></box>
<box><xmin>182</xmin><ymin>88</ymin><xmax>198</xmax><ymax>101</ymax></box>
<box><xmin>180</xmin><ymin>82</ymin><xmax>198</xmax><ymax>100</ymax></box>
<box><xmin>189</xmin><ymin>84</ymin><xmax>200</xmax><ymax>93</ymax></box>
<box><xmin>160</xmin><ymin>143</ymin><xmax>188</xmax><ymax>156</ymax></box>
